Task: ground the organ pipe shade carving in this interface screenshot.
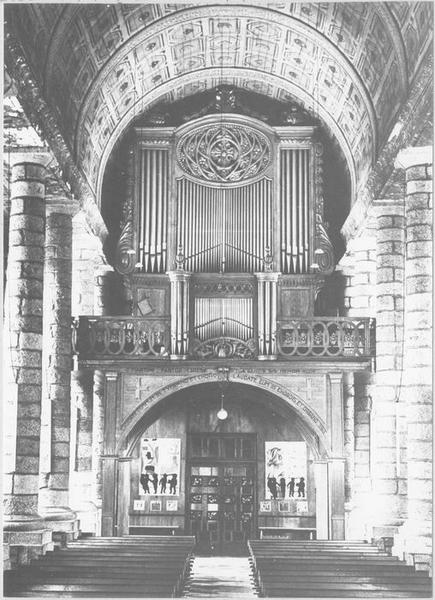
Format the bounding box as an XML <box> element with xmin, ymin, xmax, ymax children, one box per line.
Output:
<box><xmin>176</xmin><ymin>178</ymin><xmax>272</xmax><ymax>273</ymax></box>
<box><xmin>176</xmin><ymin>123</ymin><xmax>271</xmax><ymax>185</ymax></box>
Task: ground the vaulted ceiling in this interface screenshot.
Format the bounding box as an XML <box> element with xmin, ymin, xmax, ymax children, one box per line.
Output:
<box><xmin>5</xmin><ymin>2</ymin><xmax>433</xmax><ymax>204</ymax></box>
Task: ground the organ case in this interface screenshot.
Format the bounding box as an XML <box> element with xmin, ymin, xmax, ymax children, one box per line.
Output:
<box><xmin>115</xmin><ymin>116</ymin><xmax>334</xmax><ymax>342</ymax></box>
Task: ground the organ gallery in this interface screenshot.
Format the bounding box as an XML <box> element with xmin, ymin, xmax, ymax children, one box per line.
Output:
<box><xmin>2</xmin><ymin>1</ymin><xmax>433</xmax><ymax>595</ymax></box>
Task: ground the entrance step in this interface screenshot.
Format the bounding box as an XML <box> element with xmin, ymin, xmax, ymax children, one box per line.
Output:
<box><xmin>182</xmin><ymin>556</ymin><xmax>258</xmax><ymax>597</ymax></box>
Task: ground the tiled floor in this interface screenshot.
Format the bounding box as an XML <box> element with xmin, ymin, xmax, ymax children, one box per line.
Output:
<box><xmin>183</xmin><ymin>556</ymin><xmax>258</xmax><ymax>597</ymax></box>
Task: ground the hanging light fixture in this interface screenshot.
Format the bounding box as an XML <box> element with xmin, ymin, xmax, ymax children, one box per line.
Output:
<box><xmin>217</xmin><ymin>389</ymin><xmax>228</xmax><ymax>421</ymax></box>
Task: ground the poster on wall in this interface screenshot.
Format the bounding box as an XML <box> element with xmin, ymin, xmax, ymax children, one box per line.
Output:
<box><xmin>265</xmin><ymin>441</ymin><xmax>307</xmax><ymax>500</ymax></box>
<box><xmin>139</xmin><ymin>438</ymin><xmax>180</xmax><ymax>496</ymax></box>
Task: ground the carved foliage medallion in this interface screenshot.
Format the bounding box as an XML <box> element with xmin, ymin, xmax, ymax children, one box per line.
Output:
<box><xmin>176</xmin><ymin>122</ymin><xmax>271</xmax><ymax>184</ymax></box>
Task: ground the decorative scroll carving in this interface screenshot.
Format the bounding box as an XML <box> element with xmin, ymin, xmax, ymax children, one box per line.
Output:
<box><xmin>190</xmin><ymin>337</ymin><xmax>257</xmax><ymax>360</ymax></box>
<box><xmin>115</xmin><ymin>146</ymin><xmax>136</xmax><ymax>274</ymax></box>
<box><xmin>176</xmin><ymin>123</ymin><xmax>271</xmax><ymax>184</ymax></box>
<box><xmin>312</xmin><ymin>142</ymin><xmax>334</xmax><ymax>274</ymax></box>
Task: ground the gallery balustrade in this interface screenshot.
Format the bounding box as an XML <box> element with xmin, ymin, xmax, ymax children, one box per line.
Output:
<box><xmin>73</xmin><ymin>316</ymin><xmax>375</xmax><ymax>362</ymax></box>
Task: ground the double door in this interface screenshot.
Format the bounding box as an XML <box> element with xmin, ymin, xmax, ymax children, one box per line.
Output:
<box><xmin>188</xmin><ymin>461</ymin><xmax>256</xmax><ymax>554</ymax></box>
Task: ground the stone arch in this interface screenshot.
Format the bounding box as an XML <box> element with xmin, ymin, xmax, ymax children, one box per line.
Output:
<box><xmin>116</xmin><ymin>370</ymin><xmax>329</xmax><ymax>457</ymax></box>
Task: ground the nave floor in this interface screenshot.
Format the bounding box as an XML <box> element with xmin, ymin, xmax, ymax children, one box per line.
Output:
<box><xmin>182</xmin><ymin>556</ymin><xmax>258</xmax><ymax>598</ymax></box>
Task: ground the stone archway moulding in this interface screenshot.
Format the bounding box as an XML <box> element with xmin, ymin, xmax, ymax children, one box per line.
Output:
<box><xmin>116</xmin><ymin>370</ymin><xmax>328</xmax><ymax>456</ymax></box>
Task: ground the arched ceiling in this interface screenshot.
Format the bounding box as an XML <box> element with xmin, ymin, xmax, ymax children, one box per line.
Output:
<box><xmin>5</xmin><ymin>2</ymin><xmax>433</xmax><ymax>205</ymax></box>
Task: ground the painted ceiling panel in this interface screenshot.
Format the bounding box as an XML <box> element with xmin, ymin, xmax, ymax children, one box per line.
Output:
<box><xmin>5</xmin><ymin>2</ymin><xmax>431</xmax><ymax>202</ymax></box>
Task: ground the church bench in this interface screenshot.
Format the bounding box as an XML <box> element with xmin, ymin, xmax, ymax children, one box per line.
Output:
<box><xmin>259</xmin><ymin>526</ymin><xmax>316</xmax><ymax>539</ymax></box>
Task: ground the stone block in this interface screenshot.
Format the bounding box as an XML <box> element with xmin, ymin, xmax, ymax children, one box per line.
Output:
<box><xmin>52</xmin><ymin>442</ymin><xmax>70</xmax><ymax>458</ymax></box>
<box><xmin>406</xmin><ymin>461</ymin><xmax>433</xmax><ymax>480</ymax></box>
<box><xmin>406</xmin><ymin>442</ymin><xmax>432</xmax><ymax>461</ymax></box>
<box><xmin>52</xmin><ymin>427</ymin><xmax>70</xmax><ymax>443</ymax></box>
<box><xmin>15</xmin><ymin>456</ymin><xmax>40</xmax><ymax>473</ymax></box>
<box><xmin>20</xmin><ymin>297</ymin><xmax>43</xmax><ymax>315</ymax></box>
<box><xmin>18</xmin><ymin>333</ymin><xmax>43</xmax><ymax>351</ymax></box>
<box><xmin>10</xmin><ymin>197</ymin><xmax>45</xmax><ymax>219</ymax></box>
<box><xmin>12</xmin><ymin>473</ymin><xmax>39</xmax><ymax>495</ymax></box>
<box><xmin>17</xmin><ymin>419</ymin><xmax>40</xmax><ymax>438</ymax></box>
<box><xmin>11</xmin><ymin>180</ymin><xmax>45</xmax><ymax>199</ymax></box>
<box><xmin>51</xmin><ymin>457</ymin><xmax>70</xmax><ymax>473</ymax></box>
<box><xmin>406</xmin><ymin>240</ymin><xmax>432</xmax><ymax>259</ymax></box>
<box><xmin>406</xmin><ymin>274</ymin><xmax>432</xmax><ymax>294</ymax></box>
<box><xmin>9</xmin><ymin>245</ymin><xmax>45</xmax><ymax>262</ymax></box>
<box><xmin>16</xmin><ymin>369</ymin><xmax>42</xmax><ymax>385</ymax></box>
<box><xmin>10</xmin><ymin>349</ymin><xmax>42</xmax><ymax>368</ymax></box>
<box><xmin>48</xmin><ymin>473</ymin><xmax>70</xmax><ymax>489</ymax></box>
<box><xmin>16</xmin><ymin>384</ymin><xmax>41</xmax><ymax>403</ymax></box>
<box><xmin>408</xmin><ymin>480</ymin><xmax>432</xmax><ymax>499</ymax></box>
<box><xmin>15</xmin><ymin>438</ymin><xmax>40</xmax><ymax>456</ymax></box>
<box><xmin>373</xmin><ymin>480</ymin><xmax>398</xmax><ymax>495</ymax></box>
<box><xmin>406</xmin><ymin>180</ymin><xmax>432</xmax><ymax>195</ymax></box>
<box><xmin>404</xmin><ymin>366</ymin><xmax>432</xmax><ymax>385</ymax></box>
<box><xmin>3</xmin><ymin>495</ymin><xmax>38</xmax><ymax>515</ymax></box>
<box><xmin>354</xmin><ymin>450</ymin><xmax>369</xmax><ymax>465</ymax></box>
<box><xmin>407</xmin><ymin>223</ymin><xmax>432</xmax><ymax>242</ymax></box>
<box><xmin>7</xmin><ymin>280</ymin><xmax>43</xmax><ymax>300</ymax></box>
<box><xmin>376</xmin><ymin>295</ymin><xmax>395</xmax><ymax>310</ymax></box>
<box><xmin>9</xmin><ymin>229</ymin><xmax>45</xmax><ymax>247</ymax></box>
<box><xmin>21</xmin><ymin>263</ymin><xmax>45</xmax><ymax>281</ymax></box>
<box><xmin>355</xmin><ymin>437</ymin><xmax>370</xmax><ymax>450</ymax></box>
<box><xmin>17</xmin><ymin>403</ymin><xmax>41</xmax><ymax>420</ymax></box>
<box><xmin>405</xmin><ymin>165</ymin><xmax>428</xmax><ymax>181</ymax></box>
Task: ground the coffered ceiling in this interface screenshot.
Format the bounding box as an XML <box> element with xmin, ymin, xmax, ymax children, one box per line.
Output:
<box><xmin>5</xmin><ymin>2</ymin><xmax>433</xmax><ymax>204</ymax></box>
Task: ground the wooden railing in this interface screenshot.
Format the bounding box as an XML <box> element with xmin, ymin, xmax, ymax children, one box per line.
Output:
<box><xmin>73</xmin><ymin>316</ymin><xmax>375</xmax><ymax>361</ymax></box>
<box><xmin>72</xmin><ymin>316</ymin><xmax>171</xmax><ymax>359</ymax></box>
<box><xmin>276</xmin><ymin>318</ymin><xmax>375</xmax><ymax>359</ymax></box>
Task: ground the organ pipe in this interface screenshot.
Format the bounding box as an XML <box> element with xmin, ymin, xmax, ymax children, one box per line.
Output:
<box><xmin>280</xmin><ymin>148</ymin><xmax>310</xmax><ymax>274</ymax></box>
<box><xmin>138</xmin><ymin>148</ymin><xmax>169</xmax><ymax>273</ymax></box>
<box><xmin>193</xmin><ymin>297</ymin><xmax>253</xmax><ymax>341</ymax></box>
<box><xmin>256</xmin><ymin>273</ymin><xmax>279</xmax><ymax>359</ymax></box>
<box><xmin>175</xmin><ymin>178</ymin><xmax>272</xmax><ymax>273</ymax></box>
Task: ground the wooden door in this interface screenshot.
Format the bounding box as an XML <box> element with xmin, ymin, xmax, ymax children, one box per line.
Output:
<box><xmin>187</xmin><ymin>434</ymin><xmax>256</xmax><ymax>554</ymax></box>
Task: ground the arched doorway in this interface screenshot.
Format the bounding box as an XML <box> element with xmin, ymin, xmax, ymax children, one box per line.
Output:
<box><xmin>114</xmin><ymin>381</ymin><xmax>334</xmax><ymax>554</ymax></box>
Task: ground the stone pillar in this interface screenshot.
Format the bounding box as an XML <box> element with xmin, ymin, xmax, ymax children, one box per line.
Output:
<box><xmin>3</xmin><ymin>153</ymin><xmax>53</xmax><ymax>566</ymax></box>
<box><xmin>69</xmin><ymin>369</ymin><xmax>96</xmax><ymax>533</ymax></box>
<box><xmin>92</xmin><ymin>370</ymin><xmax>105</xmax><ymax>535</ymax></box>
<box><xmin>168</xmin><ymin>270</ymin><xmax>191</xmax><ymax>358</ymax></box>
<box><xmin>394</xmin><ymin>146</ymin><xmax>432</xmax><ymax>570</ymax></box>
<box><xmin>371</xmin><ymin>197</ymin><xmax>407</xmax><ymax>547</ymax></box>
<box><xmin>328</xmin><ymin>372</ymin><xmax>345</xmax><ymax>540</ymax></box>
<box><xmin>117</xmin><ymin>457</ymin><xmax>133</xmax><ymax>536</ymax></box>
<box><xmin>101</xmin><ymin>372</ymin><xmax>119</xmax><ymax>536</ymax></box>
<box><xmin>343</xmin><ymin>372</ymin><xmax>354</xmax><ymax>535</ymax></box>
<box><xmin>348</xmin><ymin>372</ymin><xmax>374</xmax><ymax>540</ymax></box>
<box><xmin>255</xmin><ymin>272</ymin><xmax>280</xmax><ymax>359</ymax></box>
<box><xmin>38</xmin><ymin>196</ymin><xmax>79</xmax><ymax>545</ymax></box>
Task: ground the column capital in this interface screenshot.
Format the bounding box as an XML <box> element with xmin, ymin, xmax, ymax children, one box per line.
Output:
<box><xmin>254</xmin><ymin>272</ymin><xmax>281</xmax><ymax>282</ymax></box>
<box><xmin>105</xmin><ymin>372</ymin><xmax>119</xmax><ymax>382</ymax></box>
<box><xmin>9</xmin><ymin>150</ymin><xmax>53</xmax><ymax>169</ymax></box>
<box><xmin>395</xmin><ymin>146</ymin><xmax>433</xmax><ymax>170</ymax></box>
<box><xmin>329</xmin><ymin>372</ymin><xmax>344</xmax><ymax>385</ymax></box>
<box><xmin>167</xmin><ymin>270</ymin><xmax>192</xmax><ymax>282</ymax></box>
<box><xmin>46</xmin><ymin>196</ymin><xmax>80</xmax><ymax>217</ymax></box>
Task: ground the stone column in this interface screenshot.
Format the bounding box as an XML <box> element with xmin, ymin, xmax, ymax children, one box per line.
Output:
<box><xmin>92</xmin><ymin>370</ymin><xmax>105</xmax><ymax>535</ymax></box>
<box><xmin>343</xmin><ymin>372</ymin><xmax>354</xmax><ymax>527</ymax></box>
<box><xmin>92</xmin><ymin>267</ymin><xmax>115</xmax><ymax>535</ymax></box>
<box><xmin>371</xmin><ymin>197</ymin><xmax>407</xmax><ymax>548</ymax></box>
<box><xmin>3</xmin><ymin>153</ymin><xmax>53</xmax><ymax>566</ymax></box>
<box><xmin>328</xmin><ymin>372</ymin><xmax>345</xmax><ymax>540</ymax></box>
<box><xmin>101</xmin><ymin>372</ymin><xmax>119</xmax><ymax>536</ymax></box>
<box><xmin>69</xmin><ymin>369</ymin><xmax>96</xmax><ymax>533</ymax></box>
<box><xmin>38</xmin><ymin>196</ymin><xmax>79</xmax><ymax>544</ymax></box>
<box><xmin>394</xmin><ymin>146</ymin><xmax>432</xmax><ymax>570</ymax></box>
<box><xmin>168</xmin><ymin>270</ymin><xmax>191</xmax><ymax>358</ymax></box>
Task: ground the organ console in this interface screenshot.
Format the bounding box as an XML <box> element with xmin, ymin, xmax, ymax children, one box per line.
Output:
<box><xmin>115</xmin><ymin>114</ymin><xmax>334</xmax><ymax>359</ymax></box>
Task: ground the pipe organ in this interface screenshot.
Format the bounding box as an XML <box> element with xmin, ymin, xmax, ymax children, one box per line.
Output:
<box><xmin>115</xmin><ymin>114</ymin><xmax>334</xmax><ymax>358</ymax></box>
